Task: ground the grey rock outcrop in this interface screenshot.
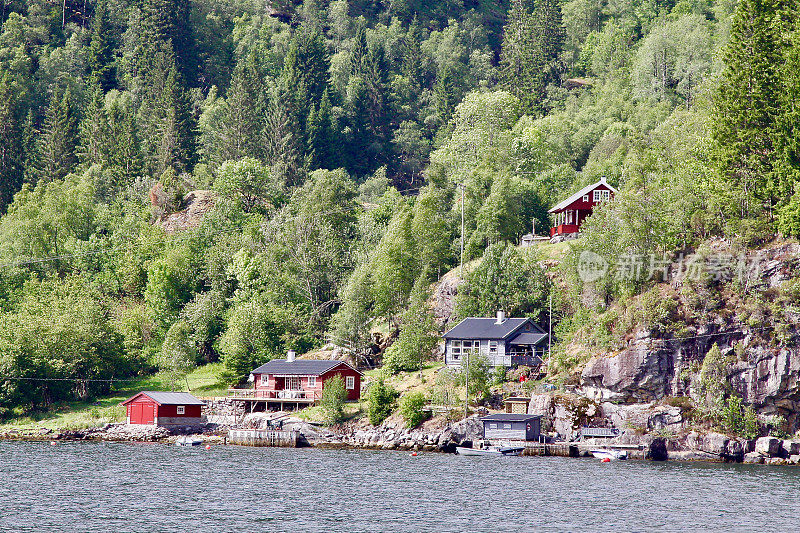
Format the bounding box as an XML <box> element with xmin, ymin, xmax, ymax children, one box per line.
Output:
<box><xmin>574</xmin><ymin>244</ymin><xmax>800</xmax><ymax>431</ymax></box>
<box><xmin>755</xmin><ymin>436</ymin><xmax>782</xmax><ymax>457</ymax></box>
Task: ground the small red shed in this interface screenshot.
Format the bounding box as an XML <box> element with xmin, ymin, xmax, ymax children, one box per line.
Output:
<box><xmin>549</xmin><ymin>177</ymin><xmax>617</xmax><ymax>238</ymax></box>
<box><xmin>121</xmin><ymin>391</ymin><xmax>205</xmax><ymax>427</ymax></box>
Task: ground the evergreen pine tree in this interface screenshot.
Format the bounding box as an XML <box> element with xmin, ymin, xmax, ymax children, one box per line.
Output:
<box><xmin>775</xmin><ymin>24</ymin><xmax>800</xmax><ymax>210</ymax></box>
<box><xmin>137</xmin><ymin>43</ymin><xmax>197</xmax><ymax>175</ymax></box>
<box><xmin>106</xmin><ymin>96</ymin><xmax>143</xmax><ymax>182</ymax></box>
<box><xmin>712</xmin><ymin>0</ymin><xmax>783</xmax><ymax>218</ymax></box>
<box><xmin>279</xmin><ymin>27</ymin><xmax>332</xmax><ymax>173</ymax></box>
<box><xmin>349</xmin><ymin>22</ymin><xmax>368</xmax><ymax>76</ymax></box>
<box><xmin>499</xmin><ymin>0</ymin><xmax>565</xmax><ymax>114</ymax></box>
<box><xmin>0</xmin><ymin>74</ymin><xmax>23</xmax><ymax>213</ymax></box>
<box><xmin>263</xmin><ymin>89</ymin><xmax>303</xmax><ymax>187</ymax></box>
<box><xmin>401</xmin><ymin>17</ymin><xmax>423</xmax><ymax>99</ymax></box>
<box><xmin>35</xmin><ymin>87</ymin><xmax>79</xmax><ymax>183</ymax></box>
<box><xmin>79</xmin><ymin>83</ymin><xmax>110</xmax><ymax>166</ymax></box>
<box><xmin>216</xmin><ymin>60</ymin><xmax>261</xmax><ymax>164</ymax></box>
<box><xmin>87</xmin><ymin>0</ymin><xmax>116</xmax><ymax>92</ymax></box>
<box><xmin>141</xmin><ymin>0</ymin><xmax>197</xmax><ymax>85</ymax></box>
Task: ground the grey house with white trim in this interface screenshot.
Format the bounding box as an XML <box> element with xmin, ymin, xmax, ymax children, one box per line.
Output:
<box><xmin>442</xmin><ymin>311</ymin><xmax>548</xmax><ymax>367</ymax></box>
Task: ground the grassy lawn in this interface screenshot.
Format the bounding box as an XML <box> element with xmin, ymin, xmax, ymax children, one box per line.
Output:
<box><xmin>296</xmin><ymin>401</ymin><xmax>365</xmax><ymax>424</ymax></box>
<box><xmin>363</xmin><ymin>363</ymin><xmax>445</xmax><ymax>396</ymax></box>
<box><xmin>0</xmin><ymin>363</ymin><xmax>229</xmax><ymax>431</ymax></box>
<box><xmin>535</xmin><ymin>239</ymin><xmax>573</xmax><ymax>259</ymax></box>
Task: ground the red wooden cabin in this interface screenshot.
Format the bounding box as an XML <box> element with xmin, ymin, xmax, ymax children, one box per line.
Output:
<box><xmin>549</xmin><ymin>177</ymin><xmax>617</xmax><ymax>238</ymax></box>
<box><xmin>241</xmin><ymin>353</ymin><xmax>363</xmax><ymax>410</ymax></box>
<box><xmin>121</xmin><ymin>391</ymin><xmax>205</xmax><ymax>427</ymax></box>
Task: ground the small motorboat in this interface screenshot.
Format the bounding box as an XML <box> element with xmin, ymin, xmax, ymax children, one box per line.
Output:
<box><xmin>590</xmin><ymin>449</ymin><xmax>628</xmax><ymax>461</ymax></box>
<box><xmin>456</xmin><ymin>446</ymin><xmax>524</xmax><ymax>456</ymax></box>
<box><xmin>175</xmin><ymin>436</ymin><xmax>203</xmax><ymax>447</ymax></box>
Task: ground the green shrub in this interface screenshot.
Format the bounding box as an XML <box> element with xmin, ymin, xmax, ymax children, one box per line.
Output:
<box><xmin>399</xmin><ymin>392</ymin><xmax>429</xmax><ymax>428</ymax></box>
<box><xmin>367</xmin><ymin>381</ymin><xmax>399</xmax><ymax>426</ymax></box>
<box><xmin>320</xmin><ymin>375</ymin><xmax>347</xmax><ymax>425</ymax></box>
<box><xmin>460</xmin><ymin>352</ymin><xmax>492</xmax><ymax>402</ymax></box>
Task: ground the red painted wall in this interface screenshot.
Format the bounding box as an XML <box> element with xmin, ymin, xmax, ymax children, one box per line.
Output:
<box><xmin>253</xmin><ymin>363</ymin><xmax>361</xmax><ymax>401</ymax></box>
<box><xmin>550</xmin><ymin>184</ymin><xmax>614</xmax><ymax>235</ymax></box>
<box><xmin>156</xmin><ymin>404</ymin><xmax>202</xmax><ymax>418</ymax></box>
<box><xmin>320</xmin><ymin>366</ymin><xmax>362</xmax><ymax>401</ymax></box>
<box><xmin>125</xmin><ymin>395</ymin><xmax>202</xmax><ymax>424</ymax></box>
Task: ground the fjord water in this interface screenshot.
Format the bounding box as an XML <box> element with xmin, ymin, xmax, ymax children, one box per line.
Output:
<box><xmin>1</xmin><ymin>442</ymin><xmax>796</xmax><ymax>532</ymax></box>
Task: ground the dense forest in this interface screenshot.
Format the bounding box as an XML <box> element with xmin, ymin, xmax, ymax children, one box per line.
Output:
<box><xmin>0</xmin><ymin>0</ymin><xmax>799</xmax><ymax>415</ymax></box>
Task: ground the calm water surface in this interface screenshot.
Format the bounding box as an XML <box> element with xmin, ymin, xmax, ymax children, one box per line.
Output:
<box><xmin>0</xmin><ymin>441</ymin><xmax>795</xmax><ymax>532</ymax></box>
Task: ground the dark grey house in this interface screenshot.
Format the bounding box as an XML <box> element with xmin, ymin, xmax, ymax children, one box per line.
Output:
<box><xmin>482</xmin><ymin>413</ymin><xmax>542</xmax><ymax>441</ymax></box>
<box><xmin>442</xmin><ymin>311</ymin><xmax>548</xmax><ymax>367</ymax></box>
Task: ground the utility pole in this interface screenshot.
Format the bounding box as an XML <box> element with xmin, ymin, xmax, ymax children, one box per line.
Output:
<box><xmin>456</xmin><ymin>182</ymin><xmax>469</xmax><ymax>419</ymax></box>
<box><xmin>459</xmin><ymin>183</ymin><xmax>465</xmax><ymax>279</ymax></box>
<box><xmin>547</xmin><ymin>293</ymin><xmax>552</xmax><ymax>374</ymax></box>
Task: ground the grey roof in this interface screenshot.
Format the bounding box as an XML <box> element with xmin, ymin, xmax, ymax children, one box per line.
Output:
<box><xmin>443</xmin><ymin>318</ymin><xmax>527</xmax><ymax>340</ymax></box>
<box><xmin>508</xmin><ymin>332</ymin><xmax>548</xmax><ymax>346</ymax></box>
<box><xmin>482</xmin><ymin>413</ymin><xmax>541</xmax><ymax>422</ymax></box>
<box><xmin>251</xmin><ymin>359</ymin><xmax>361</xmax><ymax>376</ymax></box>
<box><xmin>443</xmin><ymin>318</ymin><xmax>545</xmax><ymax>341</ymax></box>
<box><xmin>125</xmin><ymin>391</ymin><xmax>205</xmax><ymax>405</ymax></box>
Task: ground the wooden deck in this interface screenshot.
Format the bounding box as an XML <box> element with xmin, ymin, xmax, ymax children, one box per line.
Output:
<box><xmin>227</xmin><ymin>388</ymin><xmax>320</xmax><ymax>402</ymax></box>
<box><xmin>226</xmin><ymin>388</ymin><xmax>320</xmax><ymax>412</ymax></box>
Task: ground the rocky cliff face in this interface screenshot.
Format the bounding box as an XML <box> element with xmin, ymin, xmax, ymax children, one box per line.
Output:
<box><xmin>573</xmin><ymin>242</ymin><xmax>800</xmax><ymax>430</ymax></box>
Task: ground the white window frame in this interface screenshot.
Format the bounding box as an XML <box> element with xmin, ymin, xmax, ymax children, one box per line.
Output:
<box><xmin>582</xmin><ymin>194</ymin><xmax>589</xmax><ymax>202</ymax></box>
<box><xmin>177</xmin><ymin>406</ymin><xmax>185</xmax><ymax>415</ymax></box>
<box><xmin>451</xmin><ymin>340</ymin><xmax>462</xmax><ymax>360</ymax></box>
<box><xmin>593</xmin><ymin>189</ymin><xmax>611</xmax><ymax>202</ymax></box>
<box><xmin>489</xmin><ymin>423</ymin><xmax>498</xmax><ymax>429</ymax></box>
<box><xmin>346</xmin><ymin>376</ymin><xmax>355</xmax><ymax>390</ymax></box>
<box><xmin>262</xmin><ymin>374</ymin><xmax>270</xmax><ymax>386</ymax></box>
<box><xmin>307</xmin><ymin>376</ymin><xmax>317</xmax><ymax>387</ymax></box>
<box><xmin>286</xmin><ymin>376</ymin><xmax>301</xmax><ymax>390</ymax></box>
<box><xmin>503</xmin><ymin>423</ymin><xmax>512</xmax><ymax>429</ymax></box>
<box><xmin>489</xmin><ymin>340</ymin><xmax>498</xmax><ymax>355</ymax></box>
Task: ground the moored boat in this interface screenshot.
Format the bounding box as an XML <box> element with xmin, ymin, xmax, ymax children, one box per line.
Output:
<box><xmin>175</xmin><ymin>436</ymin><xmax>203</xmax><ymax>447</ymax></box>
<box><xmin>590</xmin><ymin>449</ymin><xmax>628</xmax><ymax>461</ymax></box>
<box><xmin>456</xmin><ymin>446</ymin><xmax>523</xmax><ymax>456</ymax></box>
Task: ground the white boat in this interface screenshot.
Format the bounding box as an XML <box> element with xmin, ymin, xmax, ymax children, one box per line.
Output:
<box><xmin>456</xmin><ymin>446</ymin><xmax>524</xmax><ymax>456</ymax></box>
<box><xmin>175</xmin><ymin>436</ymin><xmax>203</xmax><ymax>447</ymax></box>
<box><xmin>591</xmin><ymin>449</ymin><xmax>628</xmax><ymax>460</ymax></box>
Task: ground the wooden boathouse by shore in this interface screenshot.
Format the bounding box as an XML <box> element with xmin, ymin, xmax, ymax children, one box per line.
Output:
<box><xmin>121</xmin><ymin>391</ymin><xmax>205</xmax><ymax>427</ymax></box>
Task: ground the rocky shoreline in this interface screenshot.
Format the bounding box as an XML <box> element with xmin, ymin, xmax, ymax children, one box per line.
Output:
<box><xmin>4</xmin><ymin>414</ymin><xmax>799</xmax><ymax>466</ymax></box>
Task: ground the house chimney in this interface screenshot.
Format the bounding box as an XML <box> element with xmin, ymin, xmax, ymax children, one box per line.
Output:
<box><xmin>495</xmin><ymin>310</ymin><xmax>506</xmax><ymax>324</ymax></box>
<box><xmin>287</xmin><ymin>350</ymin><xmax>296</xmax><ymax>362</ymax></box>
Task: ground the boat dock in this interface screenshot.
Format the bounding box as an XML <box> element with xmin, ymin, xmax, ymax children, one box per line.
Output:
<box><xmin>227</xmin><ymin>429</ymin><xmax>301</xmax><ymax>447</ymax></box>
<box><xmin>522</xmin><ymin>442</ymin><xmax>644</xmax><ymax>457</ymax></box>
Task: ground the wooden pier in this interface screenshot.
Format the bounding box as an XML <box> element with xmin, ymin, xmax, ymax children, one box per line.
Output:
<box><xmin>227</xmin><ymin>429</ymin><xmax>300</xmax><ymax>447</ymax></box>
<box><xmin>521</xmin><ymin>442</ymin><xmax>644</xmax><ymax>457</ymax></box>
<box><xmin>522</xmin><ymin>442</ymin><xmax>580</xmax><ymax>457</ymax></box>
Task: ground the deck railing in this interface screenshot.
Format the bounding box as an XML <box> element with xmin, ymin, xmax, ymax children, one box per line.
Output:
<box><xmin>227</xmin><ymin>388</ymin><xmax>321</xmax><ymax>401</ymax></box>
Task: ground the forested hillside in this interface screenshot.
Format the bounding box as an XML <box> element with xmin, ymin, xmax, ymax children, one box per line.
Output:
<box><xmin>1</xmin><ymin>0</ymin><xmax>799</xmax><ymax>417</ymax></box>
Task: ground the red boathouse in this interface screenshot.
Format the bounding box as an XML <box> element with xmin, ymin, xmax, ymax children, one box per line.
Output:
<box><xmin>548</xmin><ymin>177</ymin><xmax>617</xmax><ymax>239</ymax></box>
<box><xmin>121</xmin><ymin>391</ymin><xmax>205</xmax><ymax>427</ymax></box>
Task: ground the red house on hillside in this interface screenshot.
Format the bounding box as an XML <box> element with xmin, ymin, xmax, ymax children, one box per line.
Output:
<box><xmin>121</xmin><ymin>391</ymin><xmax>205</xmax><ymax>427</ymax></box>
<box><xmin>549</xmin><ymin>177</ymin><xmax>617</xmax><ymax>239</ymax></box>
<box><xmin>231</xmin><ymin>352</ymin><xmax>363</xmax><ymax>411</ymax></box>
